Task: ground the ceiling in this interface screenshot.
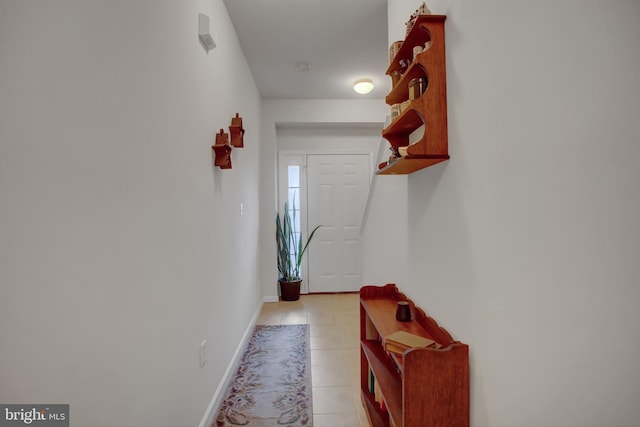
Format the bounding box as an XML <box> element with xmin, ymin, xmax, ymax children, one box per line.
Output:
<box><xmin>223</xmin><ymin>0</ymin><xmax>389</xmax><ymax>100</ymax></box>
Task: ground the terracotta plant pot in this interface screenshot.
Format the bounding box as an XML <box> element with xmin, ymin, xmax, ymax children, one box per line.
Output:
<box><xmin>279</xmin><ymin>279</ymin><xmax>302</xmax><ymax>301</ymax></box>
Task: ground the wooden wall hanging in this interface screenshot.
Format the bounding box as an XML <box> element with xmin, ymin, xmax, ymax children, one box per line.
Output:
<box><xmin>229</xmin><ymin>113</ymin><xmax>245</xmax><ymax>148</ymax></box>
<box><xmin>212</xmin><ymin>129</ymin><xmax>232</xmax><ymax>169</ymax></box>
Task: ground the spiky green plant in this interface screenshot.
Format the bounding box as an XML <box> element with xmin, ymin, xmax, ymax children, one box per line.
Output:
<box><xmin>276</xmin><ymin>201</ymin><xmax>321</xmax><ymax>281</ymax></box>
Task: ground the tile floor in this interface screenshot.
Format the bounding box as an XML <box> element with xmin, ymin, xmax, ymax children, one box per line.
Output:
<box><xmin>256</xmin><ymin>293</ymin><xmax>369</xmax><ymax>427</ymax></box>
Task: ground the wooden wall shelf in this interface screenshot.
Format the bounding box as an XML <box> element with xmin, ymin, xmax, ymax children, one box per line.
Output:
<box><xmin>378</xmin><ymin>15</ymin><xmax>448</xmax><ymax>175</ymax></box>
<box><xmin>377</xmin><ymin>154</ymin><xmax>449</xmax><ymax>175</ymax></box>
<box><xmin>212</xmin><ymin>129</ymin><xmax>232</xmax><ymax>169</ymax></box>
<box><xmin>360</xmin><ymin>283</ymin><xmax>469</xmax><ymax>426</ymax></box>
<box><xmin>229</xmin><ymin>113</ymin><xmax>245</xmax><ymax>148</ymax></box>
<box><xmin>212</xmin><ymin>114</ymin><xmax>245</xmax><ymax>169</ymax></box>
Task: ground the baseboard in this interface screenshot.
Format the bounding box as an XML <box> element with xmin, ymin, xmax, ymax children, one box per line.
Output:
<box><xmin>308</xmin><ymin>291</ymin><xmax>359</xmax><ymax>295</ymax></box>
<box><xmin>263</xmin><ymin>295</ymin><xmax>278</xmax><ymax>303</ymax></box>
<box><xmin>198</xmin><ymin>301</ymin><xmax>264</xmax><ymax>427</ymax></box>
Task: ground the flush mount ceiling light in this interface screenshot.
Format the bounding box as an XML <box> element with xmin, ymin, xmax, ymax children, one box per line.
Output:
<box><xmin>353</xmin><ymin>79</ymin><xmax>374</xmax><ymax>94</ymax></box>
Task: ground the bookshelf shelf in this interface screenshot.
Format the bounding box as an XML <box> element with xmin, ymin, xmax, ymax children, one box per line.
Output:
<box><xmin>360</xmin><ymin>284</ymin><xmax>469</xmax><ymax>427</ymax></box>
<box><xmin>362</xmin><ymin>392</ymin><xmax>388</xmax><ymax>427</ymax></box>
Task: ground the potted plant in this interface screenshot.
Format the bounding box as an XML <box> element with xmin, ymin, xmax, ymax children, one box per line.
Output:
<box><xmin>276</xmin><ymin>201</ymin><xmax>321</xmax><ymax>301</ymax></box>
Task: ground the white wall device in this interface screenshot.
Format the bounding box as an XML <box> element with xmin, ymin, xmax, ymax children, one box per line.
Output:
<box><xmin>198</xmin><ymin>13</ymin><xmax>216</xmax><ymax>51</ymax></box>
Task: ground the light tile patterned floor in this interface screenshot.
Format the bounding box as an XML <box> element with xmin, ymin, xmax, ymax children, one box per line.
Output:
<box><xmin>256</xmin><ymin>293</ymin><xmax>369</xmax><ymax>427</ymax></box>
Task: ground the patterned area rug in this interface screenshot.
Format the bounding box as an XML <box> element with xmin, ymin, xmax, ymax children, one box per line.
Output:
<box><xmin>214</xmin><ymin>324</ymin><xmax>312</xmax><ymax>426</ymax></box>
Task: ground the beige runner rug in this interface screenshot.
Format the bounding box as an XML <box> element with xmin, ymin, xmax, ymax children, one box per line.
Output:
<box><xmin>214</xmin><ymin>324</ymin><xmax>312</xmax><ymax>426</ymax></box>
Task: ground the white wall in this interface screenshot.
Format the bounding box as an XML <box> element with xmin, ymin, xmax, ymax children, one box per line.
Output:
<box><xmin>363</xmin><ymin>0</ymin><xmax>640</xmax><ymax>426</ymax></box>
<box><xmin>276</xmin><ymin>124</ymin><xmax>381</xmax><ymax>153</ymax></box>
<box><xmin>0</xmin><ymin>1</ymin><xmax>262</xmax><ymax>426</ymax></box>
<box><xmin>259</xmin><ymin>99</ymin><xmax>388</xmax><ymax>300</ymax></box>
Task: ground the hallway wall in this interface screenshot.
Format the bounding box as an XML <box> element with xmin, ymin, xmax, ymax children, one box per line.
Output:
<box><xmin>362</xmin><ymin>1</ymin><xmax>640</xmax><ymax>426</ymax></box>
<box><xmin>0</xmin><ymin>1</ymin><xmax>262</xmax><ymax>426</ymax></box>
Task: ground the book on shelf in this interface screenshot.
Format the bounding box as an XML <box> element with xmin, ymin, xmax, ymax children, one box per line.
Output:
<box><xmin>369</xmin><ymin>368</ymin><xmax>387</xmax><ymax>410</ymax></box>
<box><xmin>384</xmin><ymin>330</ymin><xmax>440</xmax><ymax>355</ymax></box>
<box><xmin>374</xmin><ymin>376</ymin><xmax>383</xmax><ymax>405</ymax></box>
<box><xmin>368</xmin><ymin>369</ymin><xmax>375</xmax><ymax>395</ymax></box>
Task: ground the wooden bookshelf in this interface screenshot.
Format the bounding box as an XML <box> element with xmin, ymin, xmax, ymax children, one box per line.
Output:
<box><xmin>360</xmin><ymin>284</ymin><xmax>469</xmax><ymax>427</ymax></box>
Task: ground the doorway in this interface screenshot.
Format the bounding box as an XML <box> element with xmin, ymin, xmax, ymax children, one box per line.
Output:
<box><xmin>278</xmin><ymin>152</ymin><xmax>371</xmax><ymax>293</ymax></box>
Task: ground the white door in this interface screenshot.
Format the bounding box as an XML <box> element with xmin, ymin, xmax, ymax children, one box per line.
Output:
<box><xmin>307</xmin><ymin>154</ymin><xmax>370</xmax><ymax>292</ymax></box>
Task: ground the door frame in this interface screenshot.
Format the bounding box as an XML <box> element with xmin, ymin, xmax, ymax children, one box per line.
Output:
<box><xmin>277</xmin><ymin>149</ymin><xmax>374</xmax><ymax>294</ymax></box>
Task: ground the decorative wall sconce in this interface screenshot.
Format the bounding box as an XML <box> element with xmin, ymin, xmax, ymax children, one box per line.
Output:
<box><xmin>229</xmin><ymin>113</ymin><xmax>245</xmax><ymax>148</ymax></box>
<box><xmin>212</xmin><ymin>129</ymin><xmax>232</xmax><ymax>169</ymax></box>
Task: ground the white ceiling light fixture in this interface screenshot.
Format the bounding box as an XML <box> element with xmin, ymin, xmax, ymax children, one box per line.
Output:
<box><xmin>353</xmin><ymin>79</ymin><xmax>374</xmax><ymax>94</ymax></box>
